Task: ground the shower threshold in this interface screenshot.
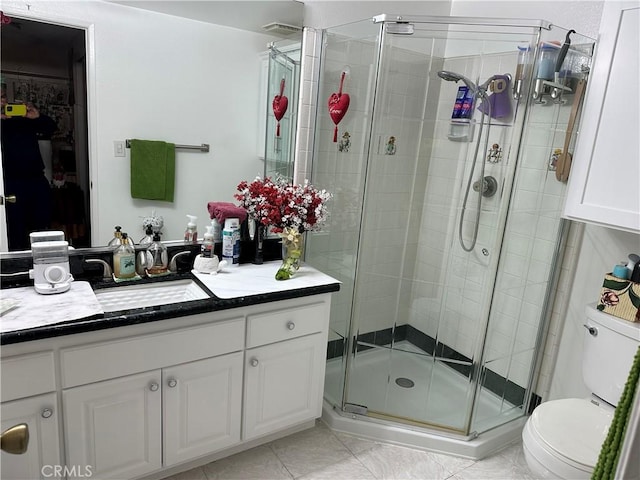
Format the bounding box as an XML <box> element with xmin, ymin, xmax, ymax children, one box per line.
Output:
<box><xmin>322</xmin><ymin>400</ymin><xmax>526</xmax><ymax>460</ymax></box>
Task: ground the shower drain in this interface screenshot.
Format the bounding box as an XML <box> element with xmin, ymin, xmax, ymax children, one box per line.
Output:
<box><xmin>395</xmin><ymin>377</ymin><xmax>415</xmax><ymax>388</ymax></box>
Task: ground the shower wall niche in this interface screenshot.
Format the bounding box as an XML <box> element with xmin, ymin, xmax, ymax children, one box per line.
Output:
<box><xmin>304</xmin><ymin>16</ymin><xmax>593</xmax><ymax>443</ymax></box>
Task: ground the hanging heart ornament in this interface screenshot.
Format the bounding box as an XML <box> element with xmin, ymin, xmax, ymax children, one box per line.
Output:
<box><xmin>272</xmin><ymin>78</ymin><xmax>288</xmax><ymax>137</ymax></box>
<box><xmin>328</xmin><ymin>72</ymin><xmax>350</xmax><ymax>142</ymax></box>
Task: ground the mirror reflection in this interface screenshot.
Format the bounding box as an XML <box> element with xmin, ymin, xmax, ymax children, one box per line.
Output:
<box><xmin>0</xmin><ymin>1</ymin><xmax>303</xmax><ymax>252</ymax></box>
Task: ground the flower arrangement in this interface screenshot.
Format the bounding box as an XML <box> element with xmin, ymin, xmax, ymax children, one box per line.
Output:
<box><xmin>234</xmin><ymin>176</ymin><xmax>331</xmax><ymax>234</ymax></box>
<box><xmin>141</xmin><ymin>210</ymin><xmax>164</xmax><ymax>234</ymax></box>
<box><xmin>235</xmin><ymin>176</ymin><xmax>331</xmax><ymax>280</ymax></box>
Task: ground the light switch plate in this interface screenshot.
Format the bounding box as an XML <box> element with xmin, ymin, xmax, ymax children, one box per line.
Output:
<box><xmin>114</xmin><ymin>140</ymin><xmax>125</xmax><ymax>157</ymax></box>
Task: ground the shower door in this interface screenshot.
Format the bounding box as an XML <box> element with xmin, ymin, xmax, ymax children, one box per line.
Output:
<box><xmin>264</xmin><ymin>43</ymin><xmax>300</xmax><ymax>180</ymax></box>
<box><xmin>307</xmin><ymin>15</ymin><xmax>596</xmax><ymax>435</ymax></box>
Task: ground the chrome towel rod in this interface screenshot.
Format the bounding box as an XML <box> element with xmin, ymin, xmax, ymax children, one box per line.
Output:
<box><xmin>125</xmin><ymin>139</ymin><xmax>210</xmax><ymax>153</ymax></box>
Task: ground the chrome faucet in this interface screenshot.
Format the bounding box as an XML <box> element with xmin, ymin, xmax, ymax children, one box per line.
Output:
<box><xmin>85</xmin><ymin>258</ymin><xmax>113</xmax><ymax>280</ymax></box>
<box><xmin>169</xmin><ymin>251</ymin><xmax>192</xmax><ymax>273</ymax></box>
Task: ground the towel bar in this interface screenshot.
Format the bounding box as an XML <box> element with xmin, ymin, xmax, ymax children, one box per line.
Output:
<box><xmin>125</xmin><ymin>140</ymin><xmax>210</xmax><ymax>153</ymax></box>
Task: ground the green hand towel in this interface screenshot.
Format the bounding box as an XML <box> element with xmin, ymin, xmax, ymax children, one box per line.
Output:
<box><xmin>592</xmin><ymin>345</ymin><xmax>640</xmax><ymax>480</ymax></box>
<box><xmin>130</xmin><ymin>139</ymin><xmax>175</xmax><ymax>202</ymax></box>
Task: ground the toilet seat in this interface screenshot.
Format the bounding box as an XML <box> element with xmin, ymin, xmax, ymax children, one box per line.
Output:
<box><xmin>523</xmin><ymin>398</ymin><xmax>613</xmax><ymax>478</ymax></box>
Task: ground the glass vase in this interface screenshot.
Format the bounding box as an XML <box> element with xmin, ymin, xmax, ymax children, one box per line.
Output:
<box><xmin>276</xmin><ymin>228</ymin><xmax>304</xmax><ymax>280</ymax></box>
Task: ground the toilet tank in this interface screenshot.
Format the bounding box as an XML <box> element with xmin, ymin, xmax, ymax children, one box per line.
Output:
<box><xmin>583</xmin><ymin>304</ymin><xmax>640</xmax><ymax>406</ymax></box>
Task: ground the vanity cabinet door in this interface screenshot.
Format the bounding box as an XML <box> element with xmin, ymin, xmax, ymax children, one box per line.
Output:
<box><xmin>563</xmin><ymin>3</ymin><xmax>640</xmax><ymax>232</ymax></box>
<box><xmin>1</xmin><ymin>393</ymin><xmax>61</xmax><ymax>480</ymax></box>
<box><xmin>163</xmin><ymin>352</ymin><xmax>243</xmax><ymax>466</ymax></box>
<box><xmin>63</xmin><ymin>370</ymin><xmax>162</xmax><ymax>480</ymax></box>
<box><xmin>243</xmin><ymin>333</ymin><xmax>325</xmax><ymax>441</ymax></box>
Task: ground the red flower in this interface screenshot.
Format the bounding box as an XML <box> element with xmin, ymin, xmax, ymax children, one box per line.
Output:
<box><xmin>235</xmin><ymin>176</ymin><xmax>331</xmax><ymax>233</ymax></box>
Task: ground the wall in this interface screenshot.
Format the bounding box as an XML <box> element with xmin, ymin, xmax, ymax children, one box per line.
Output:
<box><xmin>2</xmin><ymin>1</ymin><xmax>276</xmax><ymax>245</ymax></box>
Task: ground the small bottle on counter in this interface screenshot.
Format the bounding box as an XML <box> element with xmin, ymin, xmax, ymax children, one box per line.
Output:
<box><xmin>146</xmin><ymin>233</ymin><xmax>168</xmax><ymax>275</ymax></box>
<box><xmin>211</xmin><ymin>218</ymin><xmax>222</xmax><ymax>243</ymax></box>
<box><xmin>201</xmin><ymin>225</ymin><xmax>215</xmax><ymax>258</ymax></box>
<box><xmin>222</xmin><ymin>217</ymin><xmax>240</xmax><ymax>267</ymax></box>
<box><xmin>113</xmin><ymin>233</ymin><xmax>136</xmax><ymax>279</ymax></box>
<box><xmin>184</xmin><ymin>215</ymin><xmax>198</xmax><ymax>244</ymax></box>
<box><xmin>107</xmin><ymin>226</ymin><xmax>123</xmax><ymax>247</ymax></box>
<box><xmin>139</xmin><ymin>225</ymin><xmax>154</xmax><ymax>245</ymax></box>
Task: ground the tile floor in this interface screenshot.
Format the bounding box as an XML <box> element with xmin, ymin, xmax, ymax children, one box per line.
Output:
<box><xmin>162</xmin><ymin>420</ymin><xmax>536</xmax><ymax>480</ymax></box>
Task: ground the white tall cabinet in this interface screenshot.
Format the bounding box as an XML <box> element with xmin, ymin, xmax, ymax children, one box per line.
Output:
<box><xmin>563</xmin><ymin>2</ymin><xmax>640</xmax><ymax>233</ymax></box>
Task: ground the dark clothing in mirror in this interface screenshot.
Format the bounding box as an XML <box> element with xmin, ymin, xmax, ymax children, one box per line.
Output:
<box><xmin>1</xmin><ymin>115</ymin><xmax>57</xmax><ymax>250</ymax></box>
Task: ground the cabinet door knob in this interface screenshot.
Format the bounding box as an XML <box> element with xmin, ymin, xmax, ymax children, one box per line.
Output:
<box><xmin>167</xmin><ymin>378</ymin><xmax>178</xmax><ymax>388</ymax></box>
<box><xmin>41</xmin><ymin>408</ymin><xmax>53</xmax><ymax>419</ymax></box>
<box><xmin>287</xmin><ymin>321</ymin><xmax>296</xmax><ymax>330</ymax></box>
<box><xmin>149</xmin><ymin>382</ymin><xmax>159</xmax><ymax>392</ymax></box>
<box><xmin>250</xmin><ymin>358</ymin><xmax>259</xmax><ymax>367</ymax></box>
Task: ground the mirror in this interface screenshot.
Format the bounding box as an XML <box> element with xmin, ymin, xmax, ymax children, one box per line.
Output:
<box><xmin>0</xmin><ymin>1</ymin><xmax>303</xmax><ymax>252</ymax></box>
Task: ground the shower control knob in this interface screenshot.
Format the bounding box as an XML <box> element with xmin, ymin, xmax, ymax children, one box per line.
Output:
<box><xmin>473</xmin><ymin>176</ymin><xmax>498</xmax><ymax>198</ymax></box>
<box><xmin>583</xmin><ymin>324</ymin><xmax>598</xmax><ymax>336</ymax></box>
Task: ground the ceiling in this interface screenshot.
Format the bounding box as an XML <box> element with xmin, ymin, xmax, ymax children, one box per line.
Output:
<box><xmin>107</xmin><ymin>1</ymin><xmax>304</xmax><ymax>35</ymax></box>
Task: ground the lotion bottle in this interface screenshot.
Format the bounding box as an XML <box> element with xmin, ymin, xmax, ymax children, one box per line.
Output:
<box><xmin>113</xmin><ymin>233</ymin><xmax>136</xmax><ymax>279</ymax></box>
<box><xmin>184</xmin><ymin>215</ymin><xmax>198</xmax><ymax>244</ymax></box>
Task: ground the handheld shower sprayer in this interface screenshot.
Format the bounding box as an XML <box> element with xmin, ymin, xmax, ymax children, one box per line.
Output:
<box><xmin>438</xmin><ymin>70</ymin><xmax>497</xmax><ymax>252</ymax></box>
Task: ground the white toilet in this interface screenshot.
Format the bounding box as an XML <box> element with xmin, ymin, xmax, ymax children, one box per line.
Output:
<box><xmin>522</xmin><ymin>304</ymin><xmax>640</xmax><ymax>479</ymax></box>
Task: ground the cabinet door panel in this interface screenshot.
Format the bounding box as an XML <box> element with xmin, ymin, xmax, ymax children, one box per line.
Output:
<box><xmin>1</xmin><ymin>393</ymin><xmax>61</xmax><ymax>480</ymax></box>
<box><xmin>63</xmin><ymin>371</ymin><xmax>162</xmax><ymax>480</ymax></box>
<box><xmin>163</xmin><ymin>352</ymin><xmax>243</xmax><ymax>466</ymax></box>
<box><xmin>244</xmin><ymin>333</ymin><xmax>324</xmax><ymax>440</ymax></box>
<box><xmin>563</xmin><ymin>5</ymin><xmax>640</xmax><ymax>232</ymax></box>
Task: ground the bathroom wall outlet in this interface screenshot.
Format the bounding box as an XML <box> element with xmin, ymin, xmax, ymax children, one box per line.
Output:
<box><xmin>114</xmin><ymin>141</ymin><xmax>125</xmax><ymax>157</ymax></box>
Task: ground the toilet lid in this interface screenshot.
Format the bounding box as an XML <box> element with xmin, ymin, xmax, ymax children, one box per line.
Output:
<box><xmin>530</xmin><ymin>398</ymin><xmax>613</xmax><ymax>468</ymax></box>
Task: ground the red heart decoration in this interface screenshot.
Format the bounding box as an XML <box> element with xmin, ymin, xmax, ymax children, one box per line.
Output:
<box><xmin>272</xmin><ymin>79</ymin><xmax>288</xmax><ymax>136</ymax></box>
<box><xmin>327</xmin><ymin>72</ymin><xmax>350</xmax><ymax>142</ymax></box>
<box><xmin>328</xmin><ymin>93</ymin><xmax>350</xmax><ymax>126</ymax></box>
<box><xmin>273</xmin><ymin>97</ymin><xmax>288</xmax><ymax>121</ymax></box>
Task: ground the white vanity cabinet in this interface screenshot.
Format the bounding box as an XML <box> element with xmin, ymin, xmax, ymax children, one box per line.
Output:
<box><xmin>1</xmin><ymin>352</ymin><xmax>61</xmax><ymax>480</ymax></box>
<box><xmin>563</xmin><ymin>2</ymin><xmax>640</xmax><ymax>233</ymax></box>
<box><xmin>61</xmin><ymin>316</ymin><xmax>245</xmax><ymax>480</ymax></box>
<box><xmin>243</xmin><ymin>301</ymin><xmax>329</xmax><ymax>440</ymax></box>
<box><xmin>0</xmin><ymin>291</ymin><xmax>334</xmax><ymax>480</ymax></box>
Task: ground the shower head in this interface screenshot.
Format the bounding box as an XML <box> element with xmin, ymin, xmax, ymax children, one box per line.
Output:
<box><xmin>437</xmin><ymin>70</ymin><xmax>478</xmax><ymax>92</ymax></box>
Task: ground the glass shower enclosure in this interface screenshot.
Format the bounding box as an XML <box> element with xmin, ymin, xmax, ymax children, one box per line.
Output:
<box><xmin>306</xmin><ymin>15</ymin><xmax>593</xmax><ymax>439</ymax></box>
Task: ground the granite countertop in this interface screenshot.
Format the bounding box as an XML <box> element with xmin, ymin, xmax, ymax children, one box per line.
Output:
<box><xmin>0</xmin><ymin>262</ymin><xmax>340</xmax><ymax>345</ymax></box>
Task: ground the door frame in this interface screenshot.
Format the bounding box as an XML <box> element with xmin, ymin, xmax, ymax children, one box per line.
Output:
<box><xmin>0</xmin><ymin>7</ymin><xmax>98</xmax><ymax>251</ymax></box>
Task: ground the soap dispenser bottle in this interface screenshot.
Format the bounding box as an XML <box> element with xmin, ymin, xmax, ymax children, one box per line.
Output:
<box><xmin>184</xmin><ymin>215</ymin><xmax>198</xmax><ymax>244</ymax></box>
<box><xmin>139</xmin><ymin>226</ymin><xmax>154</xmax><ymax>245</ymax></box>
<box><xmin>147</xmin><ymin>233</ymin><xmax>168</xmax><ymax>275</ymax></box>
<box><xmin>113</xmin><ymin>233</ymin><xmax>136</xmax><ymax>279</ymax></box>
<box><xmin>201</xmin><ymin>225</ymin><xmax>215</xmax><ymax>258</ymax></box>
<box><xmin>108</xmin><ymin>226</ymin><xmax>123</xmax><ymax>247</ymax></box>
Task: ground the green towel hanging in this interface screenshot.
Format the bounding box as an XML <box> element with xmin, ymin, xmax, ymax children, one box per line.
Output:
<box><xmin>130</xmin><ymin>139</ymin><xmax>175</xmax><ymax>202</ymax></box>
<box><xmin>592</xmin><ymin>345</ymin><xmax>640</xmax><ymax>480</ymax></box>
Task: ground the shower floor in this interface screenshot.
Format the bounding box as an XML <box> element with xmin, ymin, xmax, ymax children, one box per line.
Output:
<box><xmin>325</xmin><ymin>341</ymin><xmax>523</xmax><ymax>434</ymax></box>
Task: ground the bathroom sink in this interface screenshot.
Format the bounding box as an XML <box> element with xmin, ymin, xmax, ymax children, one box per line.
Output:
<box><xmin>94</xmin><ymin>279</ymin><xmax>211</xmax><ymax>312</ymax></box>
